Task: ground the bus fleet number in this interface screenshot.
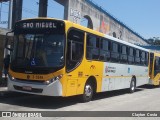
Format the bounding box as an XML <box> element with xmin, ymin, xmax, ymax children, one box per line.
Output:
<box><xmin>34</xmin><ymin>75</ymin><xmax>44</xmax><ymax>80</ymax></box>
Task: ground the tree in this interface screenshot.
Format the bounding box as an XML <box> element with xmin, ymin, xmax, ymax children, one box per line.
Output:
<box><xmin>147</xmin><ymin>37</ymin><xmax>160</xmax><ymax>45</ymax></box>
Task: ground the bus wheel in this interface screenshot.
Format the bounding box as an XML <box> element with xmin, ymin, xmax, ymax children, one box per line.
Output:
<box><xmin>129</xmin><ymin>78</ymin><xmax>136</xmax><ymax>93</ymax></box>
<box><xmin>81</xmin><ymin>82</ymin><xmax>93</xmax><ymax>102</ymax></box>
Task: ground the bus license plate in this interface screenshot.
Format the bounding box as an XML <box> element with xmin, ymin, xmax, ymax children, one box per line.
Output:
<box><xmin>22</xmin><ymin>86</ymin><xmax>32</xmax><ymax>91</ymax></box>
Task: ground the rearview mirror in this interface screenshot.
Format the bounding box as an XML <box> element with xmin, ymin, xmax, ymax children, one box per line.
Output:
<box><xmin>5</xmin><ymin>31</ymin><xmax>13</xmax><ymax>51</ymax></box>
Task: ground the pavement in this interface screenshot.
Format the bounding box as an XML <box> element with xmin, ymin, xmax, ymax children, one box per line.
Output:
<box><xmin>0</xmin><ymin>87</ymin><xmax>8</xmax><ymax>97</ymax></box>
<box><xmin>0</xmin><ymin>87</ymin><xmax>7</xmax><ymax>92</ymax></box>
<box><xmin>0</xmin><ymin>85</ymin><xmax>160</xmax><ymax>120</ymax></box>
<box><xmin>0</xmin><ymin>86</ymin><xmax>25</xmax><ymax>99</ymax></box>
<box><xmin>0</xmin><ymin>77</ymin><xmax>8</xmax><ymax>93</ymax></box>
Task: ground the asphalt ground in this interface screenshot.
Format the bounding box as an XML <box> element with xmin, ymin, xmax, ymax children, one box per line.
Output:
<box><xmin>0</xmin><ymin>85</ymin><xmax>160</xmax><ymax>120</ymax></box>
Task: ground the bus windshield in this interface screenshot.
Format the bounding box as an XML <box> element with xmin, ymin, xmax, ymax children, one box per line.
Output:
<box><xmin>11</xmin><ymin>33</ymin><xmax>65</xmax><ymax>73</ymax></box>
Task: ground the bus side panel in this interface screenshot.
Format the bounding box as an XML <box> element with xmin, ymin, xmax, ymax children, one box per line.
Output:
<box><xmin>66</xmin><ymin>60</ymin><xmax>104</xmax><ymax>96</ymax></box>
<box><xmin>81</xmin><ymin>60</ymin><xmax>103</xmax><ymax>93</ymax></box>
<box><xmin>65</xmin><ymin>67</ymin><xmax>84</xmax><ymax>96</ymax></box>
<box><xmin>65</xmin><ymin>59</ymin><xmax>103</xmax><ymax>96</ymax></box>
<box><xmin>152</xmin><ymin>73</ymin><xmax>160</xmax><ymax>85</ymax></box>
<box><xmin>101</xmin><ymin>62</ymin><xmax>148</xmax><ymax>92</ymax></box>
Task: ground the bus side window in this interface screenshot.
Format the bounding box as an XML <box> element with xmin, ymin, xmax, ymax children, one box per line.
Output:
<box><xmin>111</xmin><ymin>42</ymin><xmax>120</xmax><ymax>63</ymax></box>
<box><xmin>99</xmin><ymin>38</ymin><xmax>110</xmax><ymax>61</ymax></box>
<box><xmin>155</xmin><ymin>57</ymin><xmax>160</xmax><ymax>69</ymax></box>
<box><xmin>128</xmin><ymin>47</ymin><xmax>134</xmax><ymax>64</ymax></box>
<box><xmin>135</xmin><ymin>49</ymin><xmax>140</xmax><ymax>65</ymax></box>
<box><xmin>86</xmin><ymin>34</ymin><xmax>100</xmax><ymax>60</ymax></box>
<box><xmin>120</xmin><ymin>45</ymin><xmax>127</xmax><ymax>63</ymax></box>
<box><xmin>141</xmin><ymin>51</ymin><xmax>146</xmax><ymax>66</ymax></box>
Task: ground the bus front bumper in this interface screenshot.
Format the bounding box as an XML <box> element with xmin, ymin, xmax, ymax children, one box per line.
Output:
<box><xmin>7</xmin><ymin>77</ymin><xmax>63</xmax><ymax>96</ymax></box>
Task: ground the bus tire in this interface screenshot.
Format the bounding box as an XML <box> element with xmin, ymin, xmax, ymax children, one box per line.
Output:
<box><xmin>81</xmin><ymin>81</ymin><xmax>93</xmax><ymax>102</ymax></box>
<box><xmin>129</xmin><ymin>77</ymin><xmax>136</xmax><ymax>93</ymax></box>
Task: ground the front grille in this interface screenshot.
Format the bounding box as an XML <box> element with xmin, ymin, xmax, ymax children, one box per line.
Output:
<box><xmin>14</xmin><ymin>85</ymin><xmax>43</xmax><ymax>93</ymax></box>
<box><xmin>15</xmin><ymin>79</ymin><xmax>45</xmax><ymax>84</ymax></box>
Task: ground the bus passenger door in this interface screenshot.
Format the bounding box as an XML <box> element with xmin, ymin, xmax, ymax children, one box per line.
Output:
<box><xmin>154</xmin><ymin>57</ymin><xmax>160</xmax><ymax>80</ymax></box>
<box><xmin>66</xmin><ymin>29</ymin><xmax>85</xmax><ymax>96</ymax></box>
<box><xmin>149</xmin><ymin>53</ymin><xmax>154</xmax><ymax>79</ymax></box>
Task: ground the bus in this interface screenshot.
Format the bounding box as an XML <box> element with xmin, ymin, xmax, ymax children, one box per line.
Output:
<box><xmin>149</xmin><ymin>51</ymin><xmax>160</xmax><ymax>85</ymax></box>
<box><xmin>5</xmin><ymin>18</ymin><xmax>150</xmax><ymax>102</ymax></box>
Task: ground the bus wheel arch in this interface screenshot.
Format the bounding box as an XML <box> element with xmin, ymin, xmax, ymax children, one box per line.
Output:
<box><xmin>129</xmin><ymin>76</ymin><xmax>136</xmax><ymax>93</ymax></box>
<box><xmin>86</xmin><ymin>76</ymin><xmax>97</xmax><ymax>93</ymax></box>
<box><xmin>81</xmin><ymin>76</ymin><xmax>97</xmax><ymax>102</ymax></box>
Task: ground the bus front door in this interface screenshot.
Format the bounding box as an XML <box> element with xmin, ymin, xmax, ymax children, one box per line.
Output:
<box><xmin>149</xmin><ymin>53</ymin><xmax>154</xmax><ymax>79</ymax></box>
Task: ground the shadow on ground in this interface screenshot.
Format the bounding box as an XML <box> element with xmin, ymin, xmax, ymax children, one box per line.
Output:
<box><xmin>0</xmin><ymin>84</ymin><xmax>158</xmax><ymax>110</ymax></box>
<box><xmin>140</xmin><ymin>84</ymin><xmax>159</xmax><ymax>89</ymax></box>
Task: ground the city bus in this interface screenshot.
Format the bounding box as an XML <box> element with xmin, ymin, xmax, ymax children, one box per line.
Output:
<box><xmin>5</xmin><ymin>18</ymin><xmax>150</xmax><ymax>102</ymax></box>
<box><xmin>149</xmin><ymin>51</ymin><xmax>160</xmax><ymax>85</ymax></box>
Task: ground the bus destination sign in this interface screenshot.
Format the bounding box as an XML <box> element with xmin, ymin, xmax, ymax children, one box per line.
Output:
<box><xmin>23</xmin><ymin>22</ymin><xmax>57</xmax><ymax>29</ymax></box>
<box><xmin>14</xmin><ymin>19</ymin><xmax>65</xmax><ymax>34</ymax></box>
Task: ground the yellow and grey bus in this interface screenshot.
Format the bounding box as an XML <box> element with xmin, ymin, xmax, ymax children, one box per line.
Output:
<box><xmin>149</xmin><ymin>52</ymin><xmax>160</xmax><ymax>85</ymax></box>
<box><xmin>5</xmin><ymin>18</ymin><xmax>150</xmax><ymax>102</ymax></box>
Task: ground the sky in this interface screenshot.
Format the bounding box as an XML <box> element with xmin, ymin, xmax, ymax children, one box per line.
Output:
<box><xmin>0</xmin><ymin>0</ymin><xmax>160</xmax><ymax>39</ymax></box>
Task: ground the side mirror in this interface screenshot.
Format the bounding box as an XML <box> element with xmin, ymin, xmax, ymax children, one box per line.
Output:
<box><xmin>5</xmin><ymin>31</ymin><xmax>13</xmax><ymax>51</ymax></box>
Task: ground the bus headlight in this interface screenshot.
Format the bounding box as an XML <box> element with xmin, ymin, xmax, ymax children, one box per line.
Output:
<box><xmin>8</xmin><ymin>74</ymin><xmax>15</xmax><ymax>81</ymax></box>
<box><xmin>44</xmin><ymin>74</ymin><xmax>63</xmax><ymax>85</ymax></box>
<box><xmin>55</xmin><ymin>74</ymin><xmax>63</xmax><ymax>81</ymax></box>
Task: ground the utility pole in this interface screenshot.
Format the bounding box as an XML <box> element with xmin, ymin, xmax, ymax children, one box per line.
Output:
<box><xmin>38</xmin><ymin>0</ymin><xmax>48</xmax><ymax>17</ymax></box>
<box><xmin>12</xmin><ymin>0</ymin><xmax>23</xmax><ymax>29</ymax></box>
<box><xmin>0</xmin><ymin>3</ymin><xmax>2</xmax><ymax>22</ymax></box>
<box><xmin>8</xmin><ymin>0</ymin><xmax>13</xmax><ymax>29</ymax></box>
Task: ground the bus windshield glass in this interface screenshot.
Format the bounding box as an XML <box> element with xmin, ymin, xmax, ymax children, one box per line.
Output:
<box><xmin>11</xmin><ymin>33</ymin><xmax>65</xmax><ymax>73</ymax></box>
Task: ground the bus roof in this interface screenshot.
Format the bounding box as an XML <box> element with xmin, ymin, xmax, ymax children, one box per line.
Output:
<box><xmin>104</xmin><ymin>34</ymin><xmax>149</xmax><ymax>52</ymax></box>
<box><xmin>67</xmin><ymin>20</ymin><xmax>149</xmax><ymax>52</ymax></box>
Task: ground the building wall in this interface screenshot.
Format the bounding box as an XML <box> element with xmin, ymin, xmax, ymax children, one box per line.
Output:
<box><xmin>59</xmin><ymin>0</ymin><xmax>148</xmax><ymax>45</ymax></box>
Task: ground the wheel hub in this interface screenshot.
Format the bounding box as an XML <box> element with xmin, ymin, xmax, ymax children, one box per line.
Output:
<box><xmin>131</xmin><ymin>81</ymin><xmax>135</xmax><ymax>91</ymax></box>
<box><xmin>85</xmin><ymin>85</ymin><xmax>92</xmax><ymax>97</ymax></box>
